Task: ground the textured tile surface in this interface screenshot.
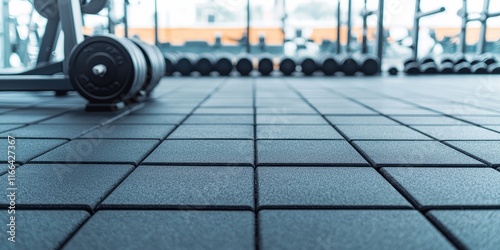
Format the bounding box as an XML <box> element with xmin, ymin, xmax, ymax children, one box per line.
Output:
<box><xmin>446</xmin><ymin>141</ymin><xmax>500</xmax><ymax>166</ymax></box>
<box><xmin>0</xmin><ymin>164</ymin><xmax>133</xmax><ymax>210</ymax></box>
<box><xmin>257</xmin><ymin>140</ymin><xmax>368</xmax><ymax>165</ymax></box>
<box><xmin>102</xmin><ymin>166</ymin><xmax>254</xmax><ymax>209</ymax></box>
<box><xmin>412</xmin><ymin>125</ymin><xmax>500</xmax><ymax>140</ymax></box>
<box><xmin>169</xmin><ymin>125</ymin><xmax>254</xmax><ymax>139</ymax></box>
<box><xmin>184</xmin><ymin>115</ymin><xmax>253</xmax><ymax>124</ymax></box>
<box><xmin>258</xmin><ymin>167</ymin><xmax>410</xmax><ymax>208</ymax></box>
<box><xmin>259</xmin><ymin>210</ymin><xmax>453</xmax><ymax>250</ymax></box>
<box><xmin>1</xmin><ymin>124</ymin><xmax>96</xmax><ymax>139</ymax></box>
<box><xmin>354</xmin><ymin>140</ymin><xmax>484</xmax><ymax>166</ymax></box>
<box><xmin>82</xmin><ymin>124</ymin><xmax>175</xmax><ymax>139</ymax></box>
<box><xmin>382</xmin><ymin>167</ymin><xmax>500</xmax><ymax>208</ymax></box>
<box><xmin>428</xmin><ymin>210</ymin><xmax>500</xmax><ymax>250</ymax></box>
<box><xmin>33</xmin><ymin>139</ymin><xmax>158</xmax><ymax>164</ymax></box>
<box><xmin>1</xmin><ymin>139</ymin><xmax>67</xmax><ymax>164</ymax></box>
<box><xmin>337</xmin><ymin>125</ymin><xmax>430</xmax><ymax>140</ymax></box>
<box><xmin>257</xmin><ymin>125</ymin><xmax>343</xmax><ymax>139</ymax></box>
<box><xmin>64</xmin><ymin>211</ymin><xmax>254</xmax><ymax>250</ymax></box>
<box><xmin>0</xmin><ymin>210</ymin><xmax>89</xmax><ymax>250</ymax></box>
<box><xmin>326</xmin><ymin>115</ymin><xmax>398</xmax><ymax>125</ymax></box>
<box><xmin>144</xmin><ymin>140</ymin><xmax>254</xmax><ymax>165</ymax></box>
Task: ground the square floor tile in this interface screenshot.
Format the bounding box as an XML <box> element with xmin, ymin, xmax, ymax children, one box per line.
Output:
<box><xmin>446</xmin><ymin>141</ymin><xmax>500</xmax><ymax>166</ymax></box>
<box><xmin>184</xmin><ymin>115</ymin><xmax>254</xmax><ymax>125</ymax></box>
<box><xmin>0</xmin><ymin>114</ymin><xmax>52</xmax><ymax>124</ymax></box>
<box><xmin>257</xmin><ymin>125</ymin><xmax>342</xmax><ymax>139</ymax></box>
<box><xmin>0</xmin><ymin>164</ymin><xmax>133</xmax><ymax>210</ymax></box>
<box><xmin>259</xmin><ymin>210</ymin><xmax>453</xmax><ymax>250</ymax></box>
<box><xmin>326</xmin><ymin>116</ymin><xmax>398</xmax><ymax>125</ymax></box>
<box><xmin>82</xmin><ymin>124</ymin><xmax>175</xmax><ymax>140</ymax></box>
<box><xmin>114</xmin><ymin>114</ymin><xmax>186</xmax><ymax>125</ymax></box>
<box><xmin>258</xmin><ymin>167</ymin><xmax>410</xmax><ymax>208</ymax></box>
<box><xmin>1</xmin><ymin>124</ymin><xmax>96</xmax><ymax>139</ymax></box>
<box><xmin>428</xmin><ymin>210</ymin><xmax>500</xmax><ymax>249</ymax></box>
<box><xmin>257</xmin><ymin>106</ymin><xmax>318</xmax><ymax>115</ymax></box>
<box><xmin>337</xmin><ymin>125</ymin><xmax>430</xmax><ymax>140</ymax></box>
<box><xmin>64</xmin><ymin>210</ymin><xmax>254</xmax><ymax>250</ymax></box>
<box><xmin>257</xmin><ymin>115</ymin><xmax>327</xmax><ymax>125</ymax></box>
<box><xmin>41</xmin><ymin>111</ymin><xmax>122</xmax><ymax>124</ymax></box>
<box><xmin>102</xmin><ymin>166</ymin><xmax>253</xmax><ymax>209</ymax></box>
<box><xmin>455</xmin><ymin>116</ymin><xmax>500</xmax><ymax>125</ymax></box>
<box><xmin>33</xmin><ymin>139</ymin><xmax>158</xmax><ymax>165</ymax></box>
<box><xmin>1</xmin><ymin>139</ymin><xmax>67</xmax><ymax>164</ymax></box>
<box><xmin>257</xmin><ymin>140</ymin><xmax>368</xmax><ymax>165</ymax></box>
<box><xmin>143</xmin><ymin>140</ymin><xmax>254</xmax><ymax>165</ymax></box>
<box><xmin>354</xmin><ymin>141</ymin><xmax>484</xmax><ymax>166</ymax></box>
<box><xmin>194</xmin><ymin>108</ymin><xmax>253</xmax><ymax>115</ymax></box>
<box><xmin>392</xmin><ymin>116</ymin><xmax>467</xmax><ymax>125</ymax></box>
<box><xmin>169</xmin><ymin>125</ymin><xmax>253</xmax><ymax>139</ymax></box>
<box><xmin>382</xmin><ymin>167</ymin><xmax>500</xmax><ymax>209</ymax></box>
<box><xmin>412</xmin><ymin>125</ymin><xmax>500</xmax><ymax>140</ymax></box>
<box><xmin>0</xmin><ymin>210</ymin><xmax>89</xmax><ymax>250</ymax></box>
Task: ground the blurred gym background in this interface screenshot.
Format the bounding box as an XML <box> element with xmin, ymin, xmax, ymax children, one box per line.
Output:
<box><xmin>1</xmin><ymin>0</ymin><xmax>500</xmax><ymax>70</ymax></box>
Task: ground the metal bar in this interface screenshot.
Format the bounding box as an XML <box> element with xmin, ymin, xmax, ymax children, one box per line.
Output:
<box><xmin>346</xmin><ymin>0</ymin><xmax>352</xmax><ymax>53</ymax></box>
<box><xmin>58</xmin><ymin>0</ymin><xmax>84</xmax><ymax>74</ymax></box>
<box><xmin>0</xmin><ymin>75</ymin><xmax>72</xmax><ymax>91</ymax></box>
<box><xmin>459</xmin><ymin>0</ymin><xmax>467</xmax><ymax>53</ymax></box>
<box><xmin>154</xmin><ymin>0</ymin><xmax>158</xmax><ymax>46</ymax></box>
<box><xmin>412</xmin><ymin>0</ymin><xmax>420</xmax><ymax>59</ymax></box>
<box><xmin>336</xmin><ymin>0</ymin><xmax>341</xmax><ymax>54</ymax></box>
<box><xmin>361</xmin><ymin>0</ymin><xmax>368</xmax><ymax>53</ymax></box>
<box><xmin>37</xmin><ymin>18</ymin><xmax>60</xmax><ymax>64</ymax></box>
<box><xmin>416</xmin><ymin>7</ymin><xmax>445</xmax><ymax>19</ymax></box>
<box><xmin>1</xmin><ymin>0</ymin><xmax>11</xmax><ymax>68</ymax></box>
<box><xmin>108</xmin><ymin>0</ymin><xmax>115</xmax><ymax>34</ymax></box>
<box><xmin>375</xmin><ymin>0</ymin><xmax>384</xmax><ymax>72</ymax></box>
<box><xmin>124</xmin><ymin>0</ymin><xmax>129</xmax><ymax>38</ymax></box>
<box><xmin>246</xmin><ymin>0</ymin><xmax>250</xmax><ymax>53</ymax></box>
<box><xmin>478</xmin><ymin>0</ymin><xmax>490</xmax><ymax>54</ymax></box>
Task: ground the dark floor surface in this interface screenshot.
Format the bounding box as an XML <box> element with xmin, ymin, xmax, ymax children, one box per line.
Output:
<box><xmin>1</xmin><ymin>76</ymin><xmax>500</xmax><ymax>249</ymax></box>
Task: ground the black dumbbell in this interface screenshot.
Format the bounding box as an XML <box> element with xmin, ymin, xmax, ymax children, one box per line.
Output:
<box><xmin>478</xmin><ymin>53</ymin><xmax>497</xmax><ymax>66</ymax></box>
<box><xmin>163</xmin><ymin>53</ymin><xmax>179</xmax><ymax>76</ymax></box>
<box><xmin>454</xmin><ymin>61</ymin><xmax>472</xmax><ymax>74</ymax></box>
<box><xmin>335</xmin><ymin>54</ymin><xmax>358</xmax><ymax>76</ymax></box>
<box><xmin>214</xmin><ymin>53</ymin><xmax>234</xmax><ymax>76</ymax></box>
<box><xmin>471</xmin><ymin>62</ymin><xmax>488</xmax><ymax>74</ymax></box>
<box><xmin>403</xmin><ymin>59</ymin><xmax>420</xmax><ymax>75</ymax></box>
<box><xmin>419</xmin><ymin>57</ymin><xmax>438</xmax><ymax>74</ymax></box>
<box><xmin>300</xmin><ymin>57</ymin><xmax>318</xmax><ymax>76</ymax></box>
<box><xmin>258</xmin><ymin>54</ymin><xmax>274</xmax><ymax>76</ymax></box>
<box><xmin>279</xmin><ymin>56</ymin><xmax>296</xmax><ymax>76</ymax></box>
<box><xmin>439</xmin><ymin>62</ymin><xmax>455</xmax><ymax>74</ymax></box>
<box><xmin>353</xmin><ymin>54</ymin><xmax>380</xmax><ymax>76</ymax></box>
<box><xmin>195</xmin><ymin>53</ymin><xmax>215</xmax><ymax>76</ymax></box>
<box><xmin>388</xmin><ymin>67</ymin><xmax>398</xmax><ymax>75</ymax></box>
<box><xmin>316</xmin><ymin>54</ymin><xmax>339</xmax><ymax>76</ymax></box>
<box><xmin>235</xmin><ymin>54</ymin><xmax>253</xmax><ymax>76</ymax></box>
<box><xmin>488</xmin><ymin>63</ymin><xmax>500</xmax><ymax>74</ymax></box>
<box><xmin>176</xmin><ymin>53</ymin><xmax>198</xmax><ymax>76</ymax></box>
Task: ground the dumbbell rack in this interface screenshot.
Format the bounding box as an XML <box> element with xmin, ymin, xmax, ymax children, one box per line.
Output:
<box><xmin>411</xmin><ymin>0</ymin><xmax>446</xmax><ymax>60</ymax></box>
<box><xmin>459</xmin><ymin>0</ymin><xmax>500</xmax><ymax>54</ymax></box>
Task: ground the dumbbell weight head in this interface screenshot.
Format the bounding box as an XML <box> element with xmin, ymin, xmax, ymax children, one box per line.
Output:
<box><xmin>388</xmin><ymin>67</ymin><xmax>398</xmax><ymax>76</ymax></box>
<box><xmin>488</xmin><ymin>63</ymin><xmax>500</xmax><ymax>74</ymax></box>
<box><xmin>439</xmin><ymin>62</ymin><xmax>455</xmax><ymax>74</ymax></box>
<box><xmin>214</xmin><ymin>53</ymin><xmax>234</xmax><ymax>76</ymax></box>
<box><xmin>404</xmin><ymin>62</ymin><xmax>420</xmax><ymax>75</ymax></box>
<box><xmin>258</xmin><ymin>54</ymin><xmax>274</xmax><ymax>76</ymax></box>
<box><xmin>176</xmin><ymin>53</ymin><xmax>198</xmax><ymax>76</ymax></box>
<box><xmin>454</xmin><ymin>61</ymin><xmax>472</xmax><ymax>74</ymax></box>
<box><xmin>316</xmin><ymin>54</ymin><xmax>339</xmax><ymax>76</ymax></box>
<box><xmin>353</xmin><ymin>54</ymin><xmax>380</xmax><ymax>76</ymax></box>
<box><xmin>164</xmin><ymin>53</ymin><xmax>179</xmax><ymax>76</ymax></box>
<box><xmin>299</xmin><ymin>57</ymin><xmax>318</xmax><ymax>76</ymax></box>
<box><xmin>471</xmin><ymin>62</ymin><xmax>488</xmax><ymax>74</ymax></box>
<box><xmin>195</xmin><ymin>53</ymin><xmax>215</xmax><ymax>76</ymax></box>
<box><xmin>420</xmin><ymin>62</ymin><xmax>438</xmax><ymax>74</ymax></box>
<box><xmin>236</xmin><ymin>54</ymin><xmax>253</xmax><ymax>76</ymax></box>
<box><xmin>68</xmin><ymin>35</ymin><xmax>147</xmax><ymax>103</ymax></box>
<box><xmin>279</xmin><ymin>57</ymin><xmax>296</xmax><ymax>76</ymax></box>
<box><xmin>335</xmin><ymin>54</ymin><xmax>358</xmax><ymax>76</ymax></box>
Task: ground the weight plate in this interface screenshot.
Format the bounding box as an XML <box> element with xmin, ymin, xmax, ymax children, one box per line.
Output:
<box><xmin>34</xmin><ymin>0</ymin><xmax>59</xmax><ymax>19</ymax></box>
<box><xmin>68</xmin><ymin>35</ymin><xmax>146</xmax><ymax>103</ymax></box>
<box><xmin>81</xmin><ymin>0</ymin><xmax>109</xmax><ymax>14</ymax></box>
<box><xmin>131</xmin><ymin>39</ymin><xmax>165</xmax><ymax>93</ymax></box>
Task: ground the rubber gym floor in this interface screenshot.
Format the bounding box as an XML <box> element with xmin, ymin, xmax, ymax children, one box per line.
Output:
<box><xmin>1</xmin><ymin>75</ymin><xmax>500</xmax><ymax>249</ymax></box>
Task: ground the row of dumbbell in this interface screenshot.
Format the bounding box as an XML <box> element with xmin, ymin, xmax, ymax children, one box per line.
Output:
<box><xmin>163</xmin><ymin>53</ymin><xmax>381</xmax><ymax>77</ymax></box>
<box><xmin>400</xmin><ymin>53</ymin><xmax>500</xmax><ymax>75</ymax></box>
